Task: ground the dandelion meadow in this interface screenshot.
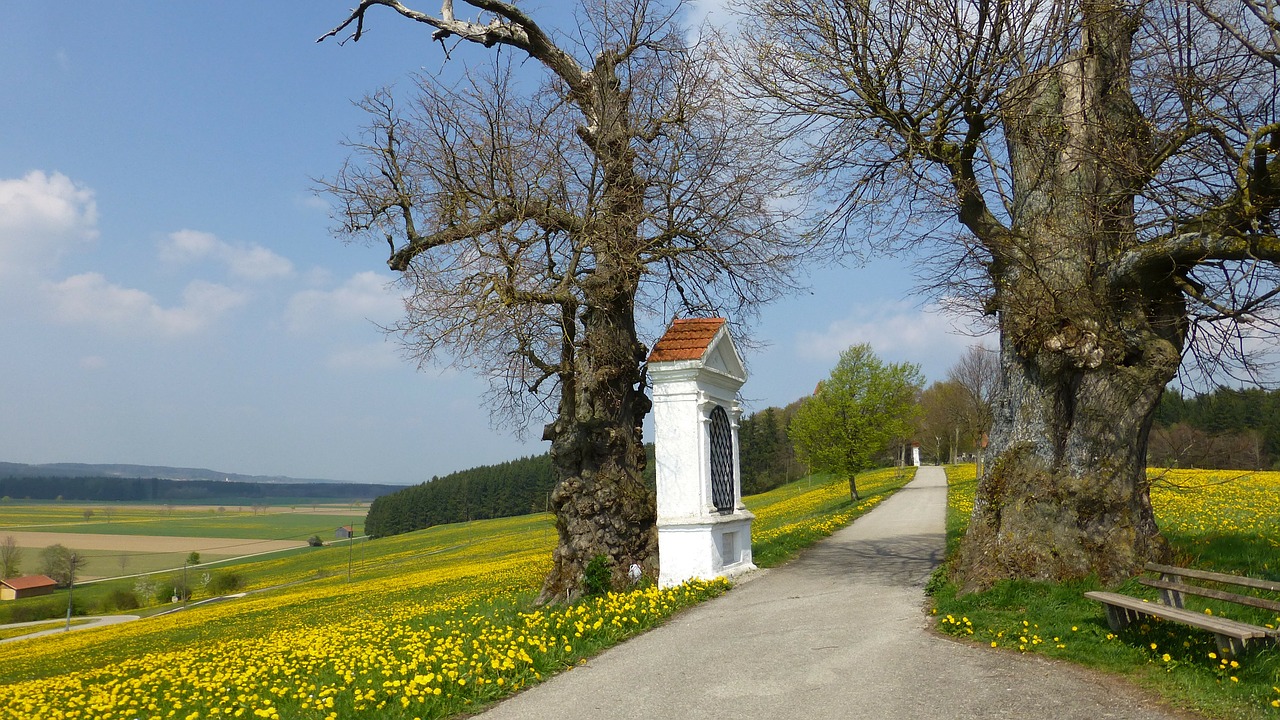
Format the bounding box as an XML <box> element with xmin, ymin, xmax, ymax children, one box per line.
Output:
<box><xmin>935</xmin><ymin>465</ymin><xmax>1280</xmax><ymax>719</ymax></box>
<box><xmin>0</xmin><ymin>466</ymin><xmax>906</xmax><ymax>719</ymax></box>
<box><xmin>746</xmin><ymin>465</ymin><xmax>915</xmax><ymax>567</ymax></box>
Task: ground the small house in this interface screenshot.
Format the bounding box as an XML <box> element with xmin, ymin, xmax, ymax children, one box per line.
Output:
<box><xmin>335</xmin><ymin>525</ymin><xmax>354</xmax><ymax>539</ymax></box>
<box><xmin>1</xmin><ymin>575</ymin><xmax>58</xmax><ymax>601</ymax></box>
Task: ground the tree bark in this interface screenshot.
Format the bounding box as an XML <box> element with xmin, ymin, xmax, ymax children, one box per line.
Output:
<box><xmin>540</xmin><ymin>270</ymin><xmax>657</xmax><ymax>601</ymax></box>
<box><xmin>954</xmin><ymin>4</ymin><xmax>1184</xmax><ymax>590</ymax></box>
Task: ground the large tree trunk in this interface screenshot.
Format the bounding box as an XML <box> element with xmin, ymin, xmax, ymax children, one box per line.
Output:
<box><xmin>953</xmin><ymin>4</ymin><xmax>1185</xmax><ymax>591</ymax></box>
<box><xmin>539</xmin><ymin>272</ymin><xmax>657</xmax><ymax>602</ymax></box>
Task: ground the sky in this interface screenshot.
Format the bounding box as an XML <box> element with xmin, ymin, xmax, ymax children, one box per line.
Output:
<box><xmin>0</xmin><ymin>2</ymin><xmax>991</xmax><ymax>485</ymax></box>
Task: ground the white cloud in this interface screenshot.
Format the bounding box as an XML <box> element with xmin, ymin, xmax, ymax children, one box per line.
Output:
<box><xmin>43</xmin><ymin>273</ymin><xmax>248</xmax><ymax>338</ymax></box>
<box><xmin>794</xmin><ymin>300</ymin><xmax>994</xmax><ymax>377</ymax></box>
<box><xmin>325</xmin><ymin>342</ymin><xmax>402</xmax><ymax>371</ymax></box>
<box><xmin>0</xmin><ymin>171</ymin><xmax>98</xmax><ymax>277</ymax></box>
<box><xmin>294</xmin><ymin>193</ymin><xmax>329</xmax><ymax>212</ymax></box>
<box><xmin>285</xmin><ymin>271</ymin><xmax>402</xmax><ymax>334</ymax></box>
<box><xmin>160</xmin><ymin>228</ymin><xmax>294</xmax><ymax>281</ymax></box>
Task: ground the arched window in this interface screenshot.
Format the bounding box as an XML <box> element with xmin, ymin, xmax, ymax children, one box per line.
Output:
<box><xmin>708</xmin><ymin>405</ymin><xmax>734</xmax><ymax>512</ymax></box>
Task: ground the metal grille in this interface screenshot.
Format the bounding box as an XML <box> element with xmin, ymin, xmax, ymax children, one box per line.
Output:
<box><xmin>708</xmin><ymin>405</ymin><xmax>735</xmax><ymax>513</ymax></box>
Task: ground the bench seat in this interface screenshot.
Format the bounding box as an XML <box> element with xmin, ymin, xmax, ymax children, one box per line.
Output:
<box><xmin>1084</xmin><ymin>590</ymin><xmax>1279</xmax><ymax>655</ymax></box>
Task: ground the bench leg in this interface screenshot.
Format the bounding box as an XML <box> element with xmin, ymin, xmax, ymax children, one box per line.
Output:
<box><xmin>1214</xmin><ymin>634</ymin><xmax>1245</xmax><ymax>657</ymax></box>
<box><xmin>1102</xmin><ymin>603</ymin><xmax>1135</xmax><ymax>631</ymax></box>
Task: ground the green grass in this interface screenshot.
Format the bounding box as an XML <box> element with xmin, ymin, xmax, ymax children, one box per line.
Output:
<box><xmin>930</xmin><ymin>464</ymin><xmax>1280</xmax><ymax>719</ymax></box>
<box><xmin>0</xmin><ymin>619</ymin><xmax>92</xmax><ymax>641</ymax></box>
<box><xmin>1</xmin><ymin>506</ymin><xmax>363</xmax><ymax>540</ymax></box>
<box><xmin>746</xmin><ymin>466</ymin><xmax>916</xmax><ymax>567</ymax></box>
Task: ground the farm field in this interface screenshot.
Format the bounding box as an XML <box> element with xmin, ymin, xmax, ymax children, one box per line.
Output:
<box><xmin>1</xmin><ymin>504</ymin><xmax>358</xmax><ymax>582</ymax></box>
<box><xmin>0</xmin><ymin>505</ymin><xmax>364</xmax><ymax>539</ymax></box>
<box><xmin>935</xmin><ymin>466</ymin><xmax>1280</xmax><ymax>719</ymax></box>
<box><xmin>0</xmin><ymin>466</ymin><xmax>907</xmax><ymax>720</ymax></box>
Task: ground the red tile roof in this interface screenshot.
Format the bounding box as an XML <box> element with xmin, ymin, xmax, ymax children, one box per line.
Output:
<box><xmin>2</xmin><ymin>575</ymin><xmax>57</xmax><ymax>590</ymax></box>
<box><xmin>648</xmin><ymin>318</ymin><xmax>726</xmax><ymax>363</ymax></box>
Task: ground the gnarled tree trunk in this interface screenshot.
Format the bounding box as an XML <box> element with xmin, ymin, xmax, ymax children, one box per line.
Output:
<box><xmin>954</xmin><ymin>5</ymin><xmax>1183</xmax><ymax>590</ymax></box>
<box><xmin>540</xmin><ymin>265</ymin><xmax>658</xmax><ymax>602</ymax></box>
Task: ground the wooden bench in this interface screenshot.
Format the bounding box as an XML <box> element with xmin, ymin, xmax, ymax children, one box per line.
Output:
<box><xmin>1084</xmin><ymin>562</ymin><xmax>1280</xmax><ymax>656</ymax></box>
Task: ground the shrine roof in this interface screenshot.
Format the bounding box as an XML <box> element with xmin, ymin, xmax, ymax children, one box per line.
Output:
<box><xmin>648</xmin><ymin>318</ymin><xmax>726</xmax><ymax>363</ymax></box>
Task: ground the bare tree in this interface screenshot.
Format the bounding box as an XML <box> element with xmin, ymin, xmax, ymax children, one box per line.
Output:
<box><xmin>0</xmin><ymin>536</ymin><xmax>21</xmax><ymax>580</ymax></box>
<box><xmin>320</xmin><ymin>0</ymin><xmax>799</xmax><ymax>599</ymax></box>
<box><xmin>947</xmin><ymin>344</ymin><xmax>998</xmax><ymax>444</ymax></box>
<box><xmin>735</xmin><ymin>0</ymin><xmax>1279</xmax><ymax>588</ymax></box>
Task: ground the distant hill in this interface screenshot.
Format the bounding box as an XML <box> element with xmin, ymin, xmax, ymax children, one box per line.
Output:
<box><xmin>0</xmin><ymin>461</ymin><xmax>361</xmax><ymax>485</ymax></box>
<box><xmin>0</xmin><ymin>475</ymin><xmax>406</xmax><ymax>503</ymax></box>
<box><xmin>0</xmin><ymin>461</ymin><xmax>410</xmax><ymax>504</ymax></box>
<box><xmin>364</xmin><ymin>448</ymin><xmax>661</xmax><ymax>538</ymax></box>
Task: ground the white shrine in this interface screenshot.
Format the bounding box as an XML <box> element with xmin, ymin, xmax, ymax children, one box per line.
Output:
<box><xmin>648</xmin><ymin>318</ymin><xmax>756</xmax><ymax>587</ymax></box>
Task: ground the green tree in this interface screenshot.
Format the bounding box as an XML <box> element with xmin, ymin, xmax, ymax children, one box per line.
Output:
<box><xmin>40</xmin><ymin>544</ymin><xmax>87</xmax><ymax>588</ymax></box>
<box><xmin>789</xmin><ymin>345</ymin><xmax>923</xmax><ymax>500</ymax></box>
<box><xmin>0</xmin><ymin>536</ymin><xmax>21</xmax><ymax>580</ymax></box>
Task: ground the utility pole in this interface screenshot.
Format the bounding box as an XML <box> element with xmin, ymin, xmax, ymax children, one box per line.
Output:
<box><xmin>347</xmin><ymin>521</ymin><xmax>353</xmax><ymax>582</ymax></box>
<box><xmin>64</xmin><ymin>550</ymin><xmax>83</xmax><ymax>631</ymax></box>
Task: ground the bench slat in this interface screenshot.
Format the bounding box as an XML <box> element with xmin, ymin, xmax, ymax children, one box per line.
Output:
<box><xmin>1145</xmin><ymin>562</ymin><xmax>1280</xmax><ymax>593</ymax></box>
<box><xmin>1083</xmin><ymin>591</ymin><xmax>1276</xmax><ymax>639</ymax></box>
<box><xmin>1139</xmin><ymin>578</ymin><xmax>1280</xmax><ymax>614</ymax></box>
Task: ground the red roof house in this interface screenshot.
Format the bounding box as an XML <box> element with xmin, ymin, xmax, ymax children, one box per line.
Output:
<box><xmin>1</xmin><ymin>575</ymin><xmax>58</xmax><ymax>601</ymax></box>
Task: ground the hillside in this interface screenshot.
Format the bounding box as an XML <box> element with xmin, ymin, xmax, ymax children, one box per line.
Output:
<box><xmin>0</xmin><ymin>475</ymin><xmax>404</xmax><ymax>503</ymax></box>
<box><xmin>0</xmin><ymin>461</ymin><xmax>346</xmax><ymax>485</ymax></box>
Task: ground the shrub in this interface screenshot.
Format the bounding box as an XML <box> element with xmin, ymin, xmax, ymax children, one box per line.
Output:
<box><xmin>582</xmin><ymin>554</ymin><xmax>612</xmax><ymax>597</ymax></box>
<box><xmin>208</xmin><ymin>572</ymin><xmax>243</xmax><ymax>594</ymax></box>
<box><xmin>99</xmin><ymin>589</ymin><xmax>140</xmax><ymax>612</ymax></box>
<box><xmin>307</xmin><ymin>535</ymin><xmax>323</xmax><ymax>547</ymax></box>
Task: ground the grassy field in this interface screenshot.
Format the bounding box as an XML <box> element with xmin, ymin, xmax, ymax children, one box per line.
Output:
<box><xmin>1</xmin><ymin>504</ymin><xmax>364</xmax><ymax>540</ymax></box>
<box><xmin>0</xmin><ymin>466</ymin><xmax>910</xmax><ymax>720</ymax></box>
<box><xmin>746</xmin><ymin>466</ymin><xmax>915</xmax><ymax>567</ymax></box>
<box><xmin>933</xmin><ymin>465</ymin><xmax>1280</xmax><ymax>719</ymax></box>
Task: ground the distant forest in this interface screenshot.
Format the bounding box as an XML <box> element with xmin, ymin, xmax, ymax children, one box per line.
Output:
<box><xmin>366</xmin><ymin>406</ymin><xmax>804</xmax><ymax>539</ymax></box>
<box><xmin>0</xmin><ymin>476</ymin><xmax>402</xmax><ymax>503</ymax></box>
<box><xmin>1151</xmin><ymin>386</ymin><xmax>1280</xmax><ymax>469</ymax></box>
<box><xmin>364</xmin><ymin>454</ymin><xmax>558</xmax><ymax>537</ymax></box>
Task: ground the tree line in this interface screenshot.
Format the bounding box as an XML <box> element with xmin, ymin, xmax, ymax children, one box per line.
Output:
<box><xmin>0</xmin><ymin>476</ymin><xmax>402</xmax><ymax>503</ymax></box>
<box><xmin>365</xmin><ymin>455</ymin><xmax>557</xmax><ymax>537</ymax></box>
<box><xmin>1150</xmin><ymin>387</ymin><xmax>1280</xmax><ymax>470</ymax></box>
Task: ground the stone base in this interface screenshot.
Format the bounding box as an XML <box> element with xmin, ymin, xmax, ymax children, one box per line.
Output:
<box><xmin>657</xmin><ymin>511</ymin><xmax>756</xmax><ymax>588</ymax></box>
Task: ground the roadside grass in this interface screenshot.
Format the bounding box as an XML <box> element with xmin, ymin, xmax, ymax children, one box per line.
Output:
<box><xmin>931</xmin><ymin>464</ymin><xmax>1280</xmax><ymax>719</ymax></box>
<box><xmin>0</xmin><ymin>466</ymin><xmax>914</xmax><ymax>719</ymax></box>
<box><xmin>0</xmin><ymin>620</ymin><xmax>91</xmax><ymax>642</ymax></box>
<box><xmin>746</xmin><ymin>465</ymin><xmax>916</xmax><ymax>567</ymax></box>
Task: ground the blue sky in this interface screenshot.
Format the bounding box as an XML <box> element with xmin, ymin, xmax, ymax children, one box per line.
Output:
<box><xmin>0</xmin><ymin>2</ymin><xmax>988</xmax><ymax>485</ymax></box>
